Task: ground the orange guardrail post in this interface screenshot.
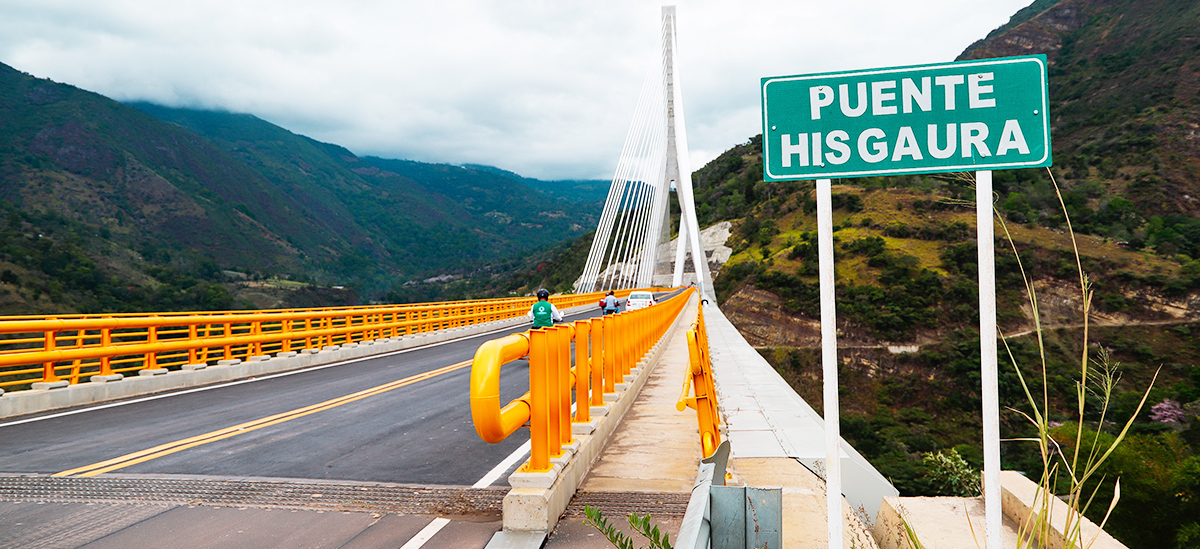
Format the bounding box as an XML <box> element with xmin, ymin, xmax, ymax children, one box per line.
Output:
<box><xmin>614</xmin><ymin>313</ymin><xmax>624</xmax><ymax>377</ymax></box>
<box><xmin>554</xmin><ymin>325</ymin><xmax>573</xmax><ymax>448</ymax></box>
<box><xmin>544</xmin><ymin>323</ymin><xmax>561</xmax><ymax>457</ymax></box>
<box><xmin>147</xmin><ymin>325</ymin><xmax>158</xmax><ymax>370</ymax></box>
<box><xmin>589</xmin><ymin>318</ymin><xmax>604</xmax><ymax>407</ymax></box>
<box><xmin>527</xmin><ymin>328</ymin><xmax>552</xmax><ymax>471</ymax></box>
<box><xmin>573</xmin><ymin>321</ymin><xmax>590</xmax><ymax>423</ymax></box>
<box><xmin>99</xmin><ymin>326</ymin><xmax>113</xmax><ymax>376</ymax></box>
<box><xmin>603</xmin><ymin>315</ymin><xmax>616</xmax><ymax>393</ymax></box>
<box><xmin>42</xmin><ymin>330</ymin><xmax>58</xmax><ymax>383</ymax></box>
<box><xmin>628</xmin><ymin>314</ymin><xmax>638</xmax><ymax>376</ymax></box>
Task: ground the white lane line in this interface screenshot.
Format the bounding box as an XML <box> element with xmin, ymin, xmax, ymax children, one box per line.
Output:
<box><xmin>0</xmin><ymin>322</ymin><xmax>528</xmax><ymax>429</ymax></box>
<box><xmin>472</xmin><ymin>439</ymin><xmax>532</xmax><ymax>489</ymax></box>
<box><xmin>398</xmin><ymin>517</ymin><xmax>451</xmax><ymax>549</ymax></box>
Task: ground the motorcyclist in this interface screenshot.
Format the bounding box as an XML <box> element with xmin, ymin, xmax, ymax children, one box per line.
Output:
<box><xmin>528</xmin><ymin>288</ymin><xmax>563</xmax><ymax>328</ymax></box>
<box><xmin>602</xmin><ymin>291</ymin><xmax>620</xmax><ymax>315</ymax></box>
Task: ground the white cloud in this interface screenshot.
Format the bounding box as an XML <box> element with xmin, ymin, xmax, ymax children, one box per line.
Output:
<box><xmin>0</xmin><ymin>0</ymin><xmax>1033</xmax><ymax>179</ymax></box>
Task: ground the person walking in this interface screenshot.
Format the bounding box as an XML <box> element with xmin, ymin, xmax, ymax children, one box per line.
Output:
<box><xmin>602</xmin><ymin>291</ymin><xmax>620</xmax><ymax>315</ymax></box>
<box><xmin>528</xmin><ymin>288</ymin><xmax>563</xmax><ymax>328</ymax></box>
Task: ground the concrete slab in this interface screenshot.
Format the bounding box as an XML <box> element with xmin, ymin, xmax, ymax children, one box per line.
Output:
<box><xmin>426</xmin><ymin>518</ymin><xmax>505</xmax><ymax>548</ymax></box>
<box><xmin>0</xmin><ymin>500</ymin><xmax>171</xmax><ymax>548</ymax></box>
<box><xmin>80</xmin><ymin>505</ymin><xmax>378</xmax><ymax>549</ymax></box>
<box><xmin>484</xmin><ymin>530</ymin><xmax>547</xmax><ymax>549</ymax></box>
<box><xmin>874</xmin><ymin>496</ymin><xmax>1021</xmax><ymax>549</ymax></box>
<box><xmin>339</xmin><ymin>514</ymin><xmax>431</xmax><ymax>548</ymax></box>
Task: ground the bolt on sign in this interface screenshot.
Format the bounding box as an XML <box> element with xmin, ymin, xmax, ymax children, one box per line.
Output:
<box><xmin>761</xmin><ymin>55</ymin><xmax>1051</xmax><ymax>181</ymax></box>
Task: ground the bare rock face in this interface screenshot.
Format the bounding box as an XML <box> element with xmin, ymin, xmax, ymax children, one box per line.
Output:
<box><xmin>650</xmin><ymin>221</ymin><xmax>735</xmax><ymax>287</ymax></box>
<box><xmin>722</xmin><ymin>286</ymin><xmax>822</xmax><ymax>347</ymax></box>
<box><xmin>959</xmin><ymin>0</ymin><xmax>1089</xmax><ymax>62</ymax></box>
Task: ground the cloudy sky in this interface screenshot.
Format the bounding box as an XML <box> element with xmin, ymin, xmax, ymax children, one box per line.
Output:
<box><xmin>0</xmin><ymin>0</ymin><xmax>1034</xmax><ymax>180</ymax></box>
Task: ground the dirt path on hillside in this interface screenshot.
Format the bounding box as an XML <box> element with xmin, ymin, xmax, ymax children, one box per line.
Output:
<box><xmin>750</xmin><ymin>318</ymin><xmax>1199</xmax><ymax>351</ymax></box>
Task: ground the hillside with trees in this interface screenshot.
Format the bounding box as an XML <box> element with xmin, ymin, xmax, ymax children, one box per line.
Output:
<box><xmin>684</xmin><ymin>0</ymin><xmax>1200</xmax><ymax>546</ymax></box>
<box><xmin>0</xmin><ymin>65</ymin><xmax>601</xmax><ymax>313</ymax></box>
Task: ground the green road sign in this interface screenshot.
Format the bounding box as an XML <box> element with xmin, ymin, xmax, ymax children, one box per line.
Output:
<box><xmin>761</xmin><ymin>55</ymin><xmax>1051</xmax><ymax>181</ymax></box>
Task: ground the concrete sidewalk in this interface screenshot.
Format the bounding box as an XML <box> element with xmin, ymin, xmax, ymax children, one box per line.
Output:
<box><xmin>576</xmin><ymin>297</ymin><xmax>702</xmax><ymax>494</ymax></box>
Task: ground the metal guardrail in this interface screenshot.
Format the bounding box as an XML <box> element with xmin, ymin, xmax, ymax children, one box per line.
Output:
<box><xmin>470</xmin><ymin>287</ymin><xmax>694</xmax><ymax>473</ymax></box>
<box><xmin>0</xmin><ymin>291</ymin><xmax>628</xmax><ymax>391</ymax></box>
<box><xmin>676</xmin><ymin>303</ymin><xmax>722</xmax><ymax>458</ymax></box>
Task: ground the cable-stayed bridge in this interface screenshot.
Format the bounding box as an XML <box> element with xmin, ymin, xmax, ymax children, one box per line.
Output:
<box><xmin>574</xmin><ymin>7</ymin><xmax>710</xmax><ymax>295</ymax></box>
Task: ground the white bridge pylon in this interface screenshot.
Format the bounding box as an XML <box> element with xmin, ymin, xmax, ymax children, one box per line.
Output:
<box><xmin>575</xmin><ymin>6</ymin><xmax>710</xmax><ymax>297</ymax></box>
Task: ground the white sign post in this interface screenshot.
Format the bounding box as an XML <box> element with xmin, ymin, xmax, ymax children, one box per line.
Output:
<box><xmin>816</xmin><ymin>177</ymin><xmax>842</xmax><ymax>548</ymax></box>
<box><xmin>762</xmin><ymin>56</ymin><xmax>1051</xmax><ymax>548</ymax></box>
<box><xmin>976</xmin><ymin>170</ymin><xmax>1002</xmax><ymax>547</ymax></box>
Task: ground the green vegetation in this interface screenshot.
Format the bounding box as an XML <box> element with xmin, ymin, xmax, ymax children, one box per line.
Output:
<box><xmin>583</xmin><ymin>506</ymin><xmax>673</xmax><ymax>549</ymax></box>
<box><xmin>921</xmin><ymin>449</ymin><xmax>980</xmax><ymax>498</ymax></box>
<box><xmin>762</xmin><ymin>319</ymin><xmax>1200</xmax><ymax>545</ymax></box>
<box><xmin>0</xmin><ymin>201</ymin><xmax>241</xmax><ymax>313</ymax></box>
<box><xmin>381</xmin><ymin>231</ymin><xmax>594</xmax><ymax>303</ymax></box>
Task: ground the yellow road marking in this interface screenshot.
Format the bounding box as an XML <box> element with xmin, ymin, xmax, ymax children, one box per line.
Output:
<box><xmin>55</xmin><ymin>359</ymin><xmax>473</xmax><ymax>477</ymax></box>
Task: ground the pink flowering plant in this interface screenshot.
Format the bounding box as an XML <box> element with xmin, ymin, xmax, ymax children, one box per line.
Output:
<box><xmin>1149</xmin><ymin>399</ymin><xmax>1187</xmax><ymax>424</ymax></box>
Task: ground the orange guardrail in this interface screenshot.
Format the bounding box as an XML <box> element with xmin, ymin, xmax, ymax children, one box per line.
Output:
<box><xmin>0</xmin><ymin>290</ymin><xmax>632</xmax><ymax>391</ymax></box>
<box><xmin>471</xmin><ymin>287</ymin><xmax>694</xmax><ymax>473</ymax></box>
<box><xmin>676</xmin><ymin>303</ymin><xmax>722</xmax><ymax>458</ymax></box>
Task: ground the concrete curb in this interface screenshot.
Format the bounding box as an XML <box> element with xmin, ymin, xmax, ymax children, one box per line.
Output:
<box><xmin>500</xmin><ymin>294</ymin><xmax>697</xmax><ymax>533</ymax></box>
<box><xmin>0</xmin><ymin>305</ymin><xmax>594</xmax><ymax>420</ymax></box>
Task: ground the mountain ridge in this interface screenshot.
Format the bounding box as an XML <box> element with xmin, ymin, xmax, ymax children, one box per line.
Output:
<box><xmin>0</xmin><ymin>62</ymin><xmax>599</xmax><ymax>312</ymax></box>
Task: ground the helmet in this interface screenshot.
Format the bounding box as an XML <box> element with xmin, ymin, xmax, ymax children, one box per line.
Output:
<box><xmin>537</xmin><ymin>289</ymin><xmax>550</xmax><ymax>300</ymax></box>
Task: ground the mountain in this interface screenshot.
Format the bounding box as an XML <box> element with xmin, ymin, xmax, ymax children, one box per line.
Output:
<box><xmin>961</xmin><ymin>0</ymin><xmax>1200</xmax><ymax>223</ymax></box>
<box><xmin>127</xmin><ymin>103</ymin><xmax>598</xmax><ymax>284</ymax></box>
<box><xmin>460</xmin><ymin>164</ymin><xmax>612</xmax><ymax>203</ymax></box>
<box><xmin>0</xmin><ymin>62</ymin><xmax>597</xmax><ymax>312</ymax></box>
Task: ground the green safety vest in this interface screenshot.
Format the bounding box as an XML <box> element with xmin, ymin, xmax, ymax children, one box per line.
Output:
<box><xmin>531</xmin><ymin>300</ymin><xmax>555</xmax><ymax>328</ymax></box>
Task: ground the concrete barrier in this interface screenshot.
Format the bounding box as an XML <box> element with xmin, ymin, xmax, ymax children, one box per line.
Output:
<box><xmin>1000</xmin><ymin>470</ymin><xmax>1127</xmax><ymax>549</ymax></box>
<box><xmin>873</xmin><ymin>471</ymin><xmax>1128</xmax><ymax>549</ymax></box>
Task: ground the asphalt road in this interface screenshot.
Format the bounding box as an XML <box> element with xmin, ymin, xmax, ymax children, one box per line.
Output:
<box><xmin>0</xmin><ymin>313</ymin><xmax>589</xmax><ymax>487</ymax></box>
<box><xmin>0</xmin><ymin>290</ymin><xmax>682</xmax><ymax>490</ymax></box>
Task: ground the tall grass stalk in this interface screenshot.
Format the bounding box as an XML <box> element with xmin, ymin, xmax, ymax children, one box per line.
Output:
<box><xmin>993</xmin><ymin>168</ymin><xmax>1157</xmax><ymax>548</ymax></box>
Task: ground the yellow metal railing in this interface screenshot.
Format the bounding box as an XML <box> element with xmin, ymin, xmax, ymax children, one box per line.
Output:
<box><xmin>0</xmin><ymin>291</ymin><xmax>629</xmax><ymax>391</ymax></box>
<box><xmin>470</xmin><ymin>287</ymin><xmax>693</xmax><ymax>473</ymax></box>
<box><xmin>677</xmin><ymin>303</ymin><xmax>722</xmax><ymax>458</ymax></box>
